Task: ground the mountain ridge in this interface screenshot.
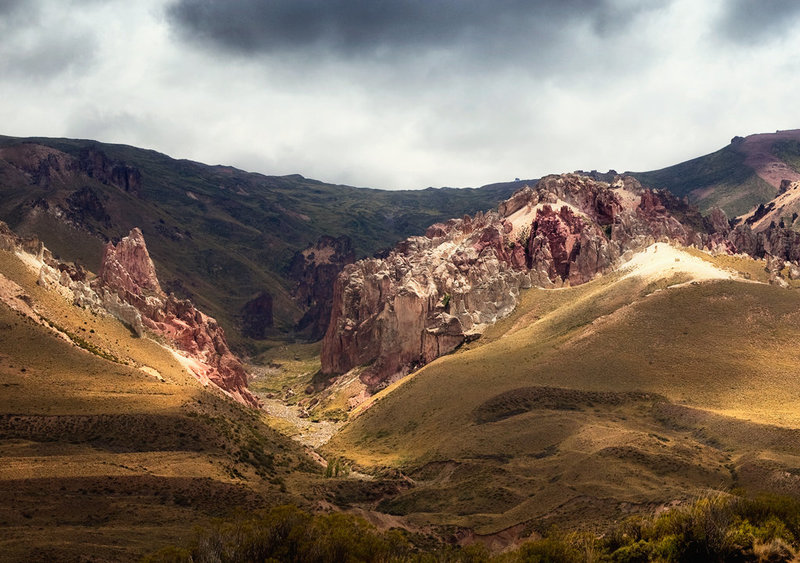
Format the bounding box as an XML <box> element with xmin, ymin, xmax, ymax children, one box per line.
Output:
<box><xmin>0</xmin><ymin>134</ymin><xmax>526</xmax><ymax>349</ymax></box>
<box><xmin>7</xmin><ymin>131</ymin><xmax>800</xmax><ymax>558</ymax></box>
<box><xmin>630</xmin><ymin>129</ymin><xmax>800</xmax><ymax>216</ymax></box>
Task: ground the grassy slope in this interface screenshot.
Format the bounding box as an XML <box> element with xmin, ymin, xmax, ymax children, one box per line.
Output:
<box><xmin>325</xmin><ymin>253</ymin><xmax>800</xmax><ymax>535</ymax></box>
<box><xmin>0</xmin><ymin>135</ymin><xmax>524</xmax><ymax>348</ymax></box>
<box><xmin>0</xmin><ymin>249</ymin><xmax>325</xmax><ymax>561</ymax></box>
<box><xmin>630</xmin><ymin>145</ymin><xmax>775</xmax><ymax>216</ymax></box>
<box><xmin>773</xmin><ymin>139</ymin><xmax>800</xmax><ymax>174</ymax></box>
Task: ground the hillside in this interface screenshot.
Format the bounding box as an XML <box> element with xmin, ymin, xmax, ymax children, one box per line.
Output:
<box><xmin>8</xmin><ymin>135</ymin><xmax>800</xmax><ymax>558</ymax></box>
<box><xmin>0</xmin><ymin>233</ymin><xmax>337</xmax><ymax>560</ymax></box>
<box><xmin>0</xmin><ymin>135</ymin><xmax>523</xmax><ymax>348</ymax></box>
<box><xmin>630</xmin><ymin>129</ymin><xmax>800</xmax><ymax>216</ymax></box>
<box><xmin>324</xmin><ymin>246</ymin><xmax>800</xmax><ymax>538</ymax></box>
<box><xmin>2</xmin><ymin>130</ymin><xmax>797</xmax><ymax>353</ymax></box>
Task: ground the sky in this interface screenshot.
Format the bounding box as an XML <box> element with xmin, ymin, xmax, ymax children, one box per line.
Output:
<box><xmin>1</xmin><ymin>0</ymin><xmax>799</xmax><ymax>190</ymax></box>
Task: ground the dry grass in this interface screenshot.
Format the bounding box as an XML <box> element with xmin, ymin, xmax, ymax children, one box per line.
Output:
<box><xmin>0</xmin><ymin>249</ymin><xmax>323</xmax><ymax>561</ymax></box>
<box><xmin>248</xmin><ymin>341</ymin><xmax>321</xmax><ymax>402</ymax></box>
<box><xmin>325</xmin><ymin>252</ymin><xmax>800</xmax><ymax>535</ymax></box>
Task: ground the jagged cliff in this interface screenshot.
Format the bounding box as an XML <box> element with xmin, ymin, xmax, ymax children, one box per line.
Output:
<box><xmin>93</xmin><ymin>229</ymin><xmax>259</xmax><ymax>407</ymax></box>
<box><xmin>321</xmin><ymin>173</ymin><xmax>792</xmax><ymax>391</ymax></box>
<box><xmin>0</xmin><ymin>223</ymin><xmax>259</xmax><ymax>407</ymax></box>
<box><xmin>289</xmin><ymin>235</ymin><xmax>355</xmax><ymax>339</ymax></box>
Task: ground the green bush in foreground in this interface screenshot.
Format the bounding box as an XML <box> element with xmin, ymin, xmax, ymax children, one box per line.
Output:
<box><xmin>144</xmin><ymin>493</ymin><xmax>800</xmax><ymax>562</ymax></box>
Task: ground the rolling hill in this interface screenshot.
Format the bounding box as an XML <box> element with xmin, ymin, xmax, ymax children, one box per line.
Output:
<box><xmin>630</xmin><ymin>129</ymin><xmax>800</xmax><ymax>217</ymax></box>
<box><xmin>7</xmin><ymin>132</ymin><xmax>800</xmax><ymax>559</ymax></box>
<box><xmin>323</xmin><ymin>246</ymin><xmax>800</xmax><ymax>540</ymax></box>
<box><xmin>0</xmin><ymin>241</ymin><xmax>337</xmax><ymax>560</ymax></box>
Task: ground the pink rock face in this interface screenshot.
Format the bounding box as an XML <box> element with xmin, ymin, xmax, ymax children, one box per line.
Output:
<box><xmin>98</xmin><ymin>229</ymin><xmax>259</xmax><ymax>407</ymax></box>
<box><xmin>321</xmin><ymin>172</ymin><xmax>778</xmax><ymax>394</ymax></box>
<box><xmin>321</xmin><ymin>174</ymin><xmax>634</xmax><ymax>390</ymax></box>
<box><xmin>320</xmin><ymin>171</ymin><xmax>800</xmax><ymax>397</ymax></box>
<box><xmin>528</xmin><ymin>206</ymin><xmax>585</xmax><ymax>280</ymax></box>
<box><xmin>99</xmin><ymin>228</ymin><xmax>162</xmax><ymax>296</ymax></box>
<box><xmin>637</xmin><ymin>190</ymin><xmax>668</xmax><ymax>217</ymax></box>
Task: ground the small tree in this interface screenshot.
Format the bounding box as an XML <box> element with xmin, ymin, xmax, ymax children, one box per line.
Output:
<box><xmin>517</xmin><ymin>225</ymin><xmax>531</xmax><ymax>248</ymax></box>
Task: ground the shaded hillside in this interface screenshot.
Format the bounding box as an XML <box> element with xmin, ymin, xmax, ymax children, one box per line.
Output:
<box><xmin>631</xmin><ymin>144</ymin><xmax>773</xmax><ymax>216</ymax></box>
<box><xmin>325</xmin><ymin>250</ymin><xmax>800</xmax><ymax>536</ymax></box>
<box><xmin>630</xmin><ymin>130</ymin><xmax>800</xmax><ymax>217</ymax></box>
<box><xmin>0</xmin><ymin>135</ymin><xmax>524</xmax><ymax>346</ymax></box>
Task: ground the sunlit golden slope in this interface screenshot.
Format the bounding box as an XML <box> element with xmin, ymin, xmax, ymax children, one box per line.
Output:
<box><xmin>0</xmin><ymin>248</ymin><xmax>322</xmax><ymax>562</ymax></box>
<box><xmin>325</xmin><ymin>246</ymin><xmax>800</xmax><ymax>536</ymax></box>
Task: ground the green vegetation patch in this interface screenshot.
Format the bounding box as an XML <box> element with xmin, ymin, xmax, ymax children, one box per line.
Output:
<box><xmin>145</xmin><ymin>493</ymin><xmax>800</xmax><ymax>562</ymax></box>
<box><xmin>772</xmin><ymin>139</ymin><xmax>800</xmax><ymax>174</ymax></box>
<box><xmin>631</xmin><ymin>145</ymin><xmax>775</xmax><ymax>216</ymax></box>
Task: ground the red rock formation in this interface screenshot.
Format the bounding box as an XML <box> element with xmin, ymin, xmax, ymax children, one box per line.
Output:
<box><xmin>321</xmin><ymin>172</ymin><xmax>773</xmax><ymax>394</ymax></box>
<box><xmin>289</xmin><ymin>235</ymin><xmax>355</xmax><ymax>339</ymax></box>
<box><xmin>528</xmin><ymin>206</ymin><xmax>590</xmax><ymax>281</ymax></box>
<box><xmin>322</xmin><ymin>174</ymin><xmax>633</xmax><ymax>389</ymax></box>
<box><xmin>99</xmin><ymin>228</ymin><xmax>163</xmax><ymax>296</ymax></box>
<box><xmin>97</xmin><ymin>229</ymin><xmax>259</xmax><ymax>407</ymax></box>
<box><xmin>77</xmin><ymin>147</ymin><xmax>142</xmax><ymax>195</ymax></box>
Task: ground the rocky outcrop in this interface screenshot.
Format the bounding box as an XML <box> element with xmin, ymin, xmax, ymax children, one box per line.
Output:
<box><xmin>765</xmin><ymin>254</ymin><xmax>790</xmax><ymax>287</ymax></box>
<box><xmin>289</xmin><ymin>235</ymin><xmax>355</xmax><ymax>339</ymax></box>
<box><xmin>241</xmin><ymin>292</ymin><xmax>274</xmax><ymax>339</ymax></box>
<box><xmin>0</xmin><ymin>222</ymin><xmax>48</xmax><ymax>258</ymax></box>
<box><xmin>727</xmin><ymin>220</ymin><xmax>800</xmax><ymax>264</ymax></box>
<box><xmin>93</xmin><ymin>229</ymin><xmax>259</xmax><ymax>407</ymax></box>
<box><xmin>77</xmin><ymin>147</ymin><xmax>142</xmax><ymax>195</ymax></box>
<box><xmin>321</xmin><ymin>173</ymin><xmax>717</xmax><ymax>391</ymax></box>
<box><xmin>5</xmin><ymin>222</ymin><xmax>259</xmax><ymax>408</ymax></box>
<box><xmin>0</xmin><ymin>143</ymin><xmax>141</xmax><ymax>196</ymax></box>
<box><xmin>99</xmin><ymin>228</ymin><xmax>163</xmax><ymax>297</ymax></box>
<box><xmin>65</xmin><ymin>187</ymin><xmax>112</xmax><ymax>230</ymax></box>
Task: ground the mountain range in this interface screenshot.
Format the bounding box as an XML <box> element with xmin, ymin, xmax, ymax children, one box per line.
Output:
<box><xmin>3</xmin><ymin>129</ymin><xmax>800</xmax><ymax>560</ymax></box>
<box><xmin>3</xmin><ymin>129</ymin><xmax>799</xmax><ymax>354</ymax></box>
<box><xmin>0</xmin><ymin>134</ymin><xmax>527</xmax><ymax>348</ymax></box>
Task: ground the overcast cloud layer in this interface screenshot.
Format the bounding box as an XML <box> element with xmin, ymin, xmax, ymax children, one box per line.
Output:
<box><xmin>1</xmin><ymin>0</ymin><xmax>799</xmax><ymax>189</ymax></box>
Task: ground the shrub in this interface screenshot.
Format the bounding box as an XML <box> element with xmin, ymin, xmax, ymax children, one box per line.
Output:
<box><xmin>516</xmin><ymin>226</ymin><xmax>531</xmax><ymax>248</ymax></box>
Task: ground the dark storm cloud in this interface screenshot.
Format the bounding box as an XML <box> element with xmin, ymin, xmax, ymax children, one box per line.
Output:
<box><xmin>0</xmin><ymin>0</ymin><xmax>22</xmax><ymax>14</ymax></box>
<box><xmin>716</xmin><ymin>0</ymin><xmax>800</xmax><ymax>45</ymax></box>
<box><xmin>0</xmin><ymin>0</ymin><xmax>31</xmax><ymax>23</ymax></box>
<box><xmin>166</xmin><ymin>0</ymin><xmax>667</xmax><ymax>58</ymax></box>
<box><xmin>0</xmin><ymin>0</ymin><xmax>97</xmax><ymax>80</ymax></box>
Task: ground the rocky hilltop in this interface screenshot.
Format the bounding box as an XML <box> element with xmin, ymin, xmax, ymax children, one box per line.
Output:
<box><xmin>0</xmin><ymin>222</ymin><xmax>259</xmax><ymax>407</ymax></box>
<box><xmin>93</xmin><ymin>229</ymin><xmax>259</xmax><ymax>407</ymax></box>
<box><xmin>321</xmin><ymin>173</ymin><xmax>800</xmax><ymax>391</ymax></box>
